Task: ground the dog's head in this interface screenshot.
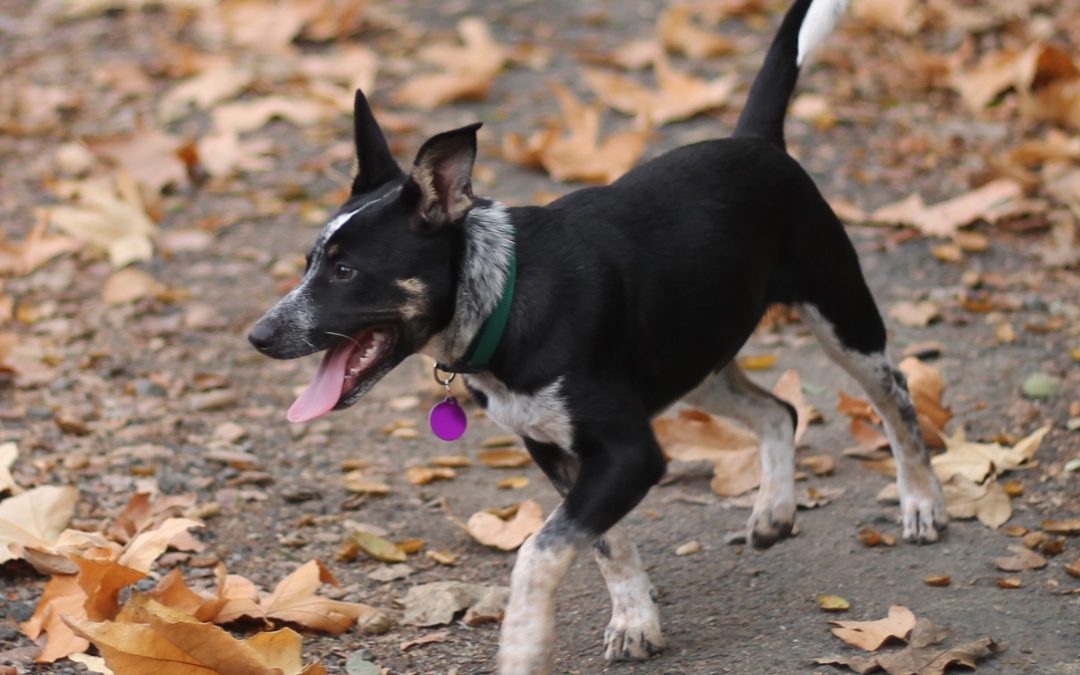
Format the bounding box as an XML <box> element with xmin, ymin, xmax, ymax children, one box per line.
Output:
<box><xmin>248</xmin><ymin>90</ymin><xmax>480</xmax><ymax>422</ymax></box>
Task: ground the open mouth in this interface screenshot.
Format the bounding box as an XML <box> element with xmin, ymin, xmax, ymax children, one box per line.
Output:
<box><xmin>286</xmin><ymin>326</ymin><xmax>398</xmax><ymax>423</ymax></box>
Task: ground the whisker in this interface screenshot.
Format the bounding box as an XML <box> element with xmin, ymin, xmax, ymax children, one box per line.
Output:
<box><xmin>325</xmin><ymin>331</ymin><xmax>361</xmax><ymax>347</ymax></box>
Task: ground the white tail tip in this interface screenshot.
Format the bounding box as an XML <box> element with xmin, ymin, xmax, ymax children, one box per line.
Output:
<box><xmin>796</xmin><ymin>0</ymin><xmax>849</xmax><ymax>66</ymax></box>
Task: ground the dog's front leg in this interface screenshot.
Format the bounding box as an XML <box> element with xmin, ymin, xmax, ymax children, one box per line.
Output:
<box><xmin>499</xmin><ymin>415</ymin><xmax>667</xmax><ymax>674</ymax></box>
<box><xmin>594</xmin><ymin>525</ymin><xmax>665</xmax><ymax>661</ymax></box>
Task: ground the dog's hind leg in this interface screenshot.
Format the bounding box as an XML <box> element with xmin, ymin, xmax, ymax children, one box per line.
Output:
<box><xmin>797</xmin><ymin>300</ymin><xmax>947</xmax><ymax>543</ymax></box>
<box><xmin>501</xmin><ymin>416</ymin><xmax>666</xmax><ymax>674</ymax></box>
<box><xmin>684</xmin><ymin>364</ymin><xmax>798</xmax><ymax>548</ymax></box>
<box><xmin>524</xmin><ymin>440</ymin><xmax>664</xmax><ymax>662</ymax></box>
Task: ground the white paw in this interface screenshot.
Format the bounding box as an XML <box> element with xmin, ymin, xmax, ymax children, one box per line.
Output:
<box><xmin>747</xmin><ymin>497</ymin><xmax>796</xmax><ymax>549</ymax></box>
<box><xmin>603</xmin><ymin>613</ymin><xmax>665</xmax><ymax>662</ymax></box>
<box><xmin>899</xmin><ymin>477</ymin><xmax>948</xmax><ymax>544</ymax></box>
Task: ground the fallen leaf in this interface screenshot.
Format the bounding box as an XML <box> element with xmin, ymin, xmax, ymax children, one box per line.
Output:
<box><xmin>819</xmin><ymin>595</ymin><xmax>850</xmax><ymax>612</ymax></box>
<box><xmin>851</xmin><ymin>0</ymin><xmax>925</xmax><ymax>35</ymax></box>
<box><xmin>0</xmin><ymin>215</ymin><xmax>79</xmax><ymax>276</ymax></box>
<box><xmin>350</xmin><ymin>530</ymin><xmax>407</xmax><ymax>563</ymax></box>
<box><xmin>402</xmin><ymin>581</ymin><xmax>508</xmax><ymax>627</ymax></box>
<box><xmin>996</xmin><ymin>576</ymin><xmax>1023</xmax><ymax>589</ymax></box>
<box><xmin>739</xmin><ymin>353</ymin><xmax>779</xmax><ymax>371</ymax></box>
<box><xmin>0</xmin><ymin>442</ymin><xmax>18</xmax><ymax>494</ymax></box>
<box><xmin>867</xmin><ymin>179</ymin><xmax>1022</xmax><ymax>238</ymax></box>
<box><xmin>934</xmin><ymin>425</ymin><xmax>1050</xmax><ymax>483</ymax></box>
<box><xmin>260</xmin><ymin>560</ymin><xmax>383</xmax><ymax>633</ymax></box>
<box><xmin>658</xmin><ymin>5</ymin><xmax>733</xmax><ymax>59</ymax></box>
<box><xmin>994</xmin><ymin>544</ymin><xmax>1047</xmax><ymax>571</ymax></box>
<box><xmin>799</xmin><ymin>454</ymin><xmax>836</xmax><ymax>477</ymax></box>
<box><xmin>43</xmin><ymin>171</ymin><xmax>156</xmax><ymax>267</ymax></box>
<box><xmin>0</xmin><ymin>485</ymin><xmax>78</xmax><ymax>564</ymax></box>
<box><xmin>404</xmin><ymin>466</ymin><xmax>456</xmax><ymax>485</ymax></box>
<box><xmin>400</xmin><ymin>630</ymin><xmax>450</xmax><ymax>652</ymax></box>
<box><xmin>212</xmin><ymin>97</ymin><xmax>338</xmax><ymax>136</ymax></box>
<box><xmin>585</xmin><ymin>54</ymin><xmax>736</xmax><ymax>127</ymax></box>
<box><xmin>432</xmin><ymin>454</ymin><xmax>471</xmax><ymax>467</ymax></box>
<box><xmin>66</xmin><ymin>592</ymin><xmax>324</xmax><ymax>675</ymax></box>
<box><xmin>771</xmin><ymin>369</ymin><xmax>811</xmax><ymax>443</ymax></box>
<box><xmin>923</xmin><ymin>575</ymin><xmax>951</xmax><ymax>587</ymax></box>
<box><xmin>654</xmin><ymin>408</ymin><xmax>761</xmax><ymax>496</ymax></box>
<box><xmin>830</xmin><ymin>605</ymin><xmax>917</xmax><ymax>651</ymax></box>
<box><xmin>857</xmin><ymin>527</ymin><xmax>884</xmax><ymax>547</ymax></box>
<box><xmin>344</xmin><ymin>472</ymin><xmax>391</xmax><ymax>495</ymax></box>
<box><xmin>674</xmin><ymin>539</ymin><xmax>701</xmax><ymax>556</ymax></box>
<box><xmin>393</xmin><ymin>18</ymin><xmax>505</xmax><ymax>109</ymax></box>
<box><xmin>88</xmin><ymin>131</ymin><xmax>189</xmax><ymax>196</ymax></box>
<box><xmin>497</xmin><ymin>476</ymin><xmax>529</xmax><ymax>489</ymax></box>
<box><xmin>1041</xmin><ymin>518</ymin><xmax>1080</xmax><ymax>535</ymax></box>
<box><xmin>466</xmin><ymin>499</ymin><xmax>544</xmax><ymax>550</ymax></box>
<box><xmin>157</xmin><ymin>59</ymin><xmax>255</xmax><ymax>123</ymax></box>
<box><xmin>504</xmin><ymin>83</ymin><xmax>648</xmax><ymax>184</ymax></box>
<box><xmin>941</xmin><ymin>475</ymin><xmax>1012</xmax><ymax>528</ymax></box>
<box><xmin>102</xmin><ymin>268</ymin><xmax>164</xmax><ymax>305</ymax></box>
<box><xmin>117</xmin><ymin>518</ymin><xmax>203</xmax><ymax>574</ymax></box>
<box><xmin>889</xmin><ymin>300</ymin><xmax>941</xmax><ymax>328</ymax></box>
<box><xmin>477</xmin><ymin>448</ymin><xmax>532</xmax><ymax>468</ymax></box>
<box><xmin>898</xmin><ymin>356</ymin><xmax>952</xmax><ymax>448</ymax></box>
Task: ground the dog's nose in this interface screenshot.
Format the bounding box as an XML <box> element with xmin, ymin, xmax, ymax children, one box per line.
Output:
<box><xmin>248</xmin><ymin>320</ymin><xmax>276</xmax><ymax>354</ymax></box>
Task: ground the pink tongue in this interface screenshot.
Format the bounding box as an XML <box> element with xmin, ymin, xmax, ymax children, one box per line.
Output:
<box><xmin>286</xmin><ymin>343</ymin><xmax>355</xmax><ymax>423</ymax></box>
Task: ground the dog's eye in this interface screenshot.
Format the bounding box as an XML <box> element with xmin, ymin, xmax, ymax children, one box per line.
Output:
<box><xmin>332</xmin><ymin>263</ymin><xmax>357</xmax><ymax>282</ymax></box>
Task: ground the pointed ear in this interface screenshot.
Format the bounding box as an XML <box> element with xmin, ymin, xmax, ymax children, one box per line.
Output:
<box><xmin>410</xmin><ymin>123</ymin><xmax>482</xmax><ymax>227</ymax></box>
<box><xmin>352</xmin><ymin>89</ymin><xmax>403</xmax><ymax>193</ymax></box>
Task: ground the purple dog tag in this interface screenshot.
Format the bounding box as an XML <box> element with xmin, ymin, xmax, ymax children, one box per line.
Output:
<box><xmin>429</xmin><ymin>397</ymin><xmax>467</xmax><ymax>441</ymax></box>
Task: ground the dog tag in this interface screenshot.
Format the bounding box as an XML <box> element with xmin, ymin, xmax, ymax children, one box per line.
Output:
<box><xmin>429</xmin><ymin>397</ymin><xmax>467</xmax><ymax>441</ymax></box>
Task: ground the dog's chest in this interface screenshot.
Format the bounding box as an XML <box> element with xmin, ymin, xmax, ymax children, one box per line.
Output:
<box><xmin>466</xmin><ymin>374</ymin><xmax>573</xmax><ymax>450</ymax></box>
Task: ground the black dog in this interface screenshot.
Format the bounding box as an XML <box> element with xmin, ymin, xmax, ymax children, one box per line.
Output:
<box><xmin>249</xmin><ymin>0</ymin><xmax>946</xmax><ymax>671</ymax></box>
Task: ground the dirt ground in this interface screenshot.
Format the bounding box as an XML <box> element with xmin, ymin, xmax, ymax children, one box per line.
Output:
<box><xmin>1</xmin><ymin>0</ymin><xmax>1078</xmax><ymax>673</ymax></box>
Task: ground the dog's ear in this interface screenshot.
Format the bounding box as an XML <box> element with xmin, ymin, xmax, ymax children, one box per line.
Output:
<box><xmin>352</xmin><ymin>89</ymin><xmax>404</xmax><ymax>193</ymax></box>
<box><xmin>410</xmin><ymin>123</ymin><xmax>482</xmax><ymax>228</ymax></box>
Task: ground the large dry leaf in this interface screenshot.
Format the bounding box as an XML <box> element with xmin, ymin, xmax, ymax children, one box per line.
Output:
<box><xmin>43</xmin><ymin>171</ymin><xmax>156</xmax><ymax>267</ymax></box>
<box><xmin>658</xmin><ymin>5</ymin><xmax>733</xmax><ymax>59</ymax></box>
<box><xmin>867</xmin><ymin>179</ymin><xmax>1022</xmax><ymax>238</ymax></box>
<box><xmin>118</xmin><ymin>518</ymin><xmax>203</xmax><ymax>573</ymax></box>
<box><xmin>951</xmin><ymin>43</ymin><xmax>1080</xmax><ymax>126</ymax></box>
<box><xmin>0</xmin><ymin>441</ymin><xmax>18</xmax><ymax>494</ymax></box>
<box><xmin>898</xmin><ymin>357</ymin><xmax>951</xmax><ymax>448</ymax></box>
<box><xmin>933</xmin><ymin>425</ymin><xmax>1049</xmax><ymax>483</ymax></box>
<box><xmin>941</xmin><ymin>475</ymin><xmax>1012</xmax><ymax>529</ymax></box>
<box><xmin>585</xmin><ymin>54</ymin><xmax>736</xmax><ymax>128</ymax></box>
<box><xmin>67</xmin><ymin>592</ymin><xmax>323</xmax><ymax>675</ymax></box>
<box><xmin>208</xmin><ymin>570</ymin><xmax>264</xmax><ymax>625</ymax></box>
<box><xmin>830</xmin><ymin>605</ymin><xmax>917</xmax><ymax>651</ymax></box>
<box><xmin>654</xmin><ymin>408</ymin><xmax>762</xmax><ymax>496</ymax></box>
<box><xmin>993</xmin><ymin>544</ymin><xmax>1047</xmax><ymax>572</ymax></box>
<box><xmin>402</xmin><ymin>581</ymin><xmax>508</xmax><ymax>627</ymax></box>
<box><xmin>888</xmin><ymin>300</ymin><xmax>941</xmax><ymax>328</ymax></box>
<box><xmin>88</xmin><ymin>131</ymin><xmax>189</xmax><ymax>196</ymax></box>
<box><xmin>466</xmin><ymin>500</ymin><xmax>544</xmax><ymax>551</ymax></box>
<box><xmin>21</xmin><ymin>556</ymin><xmax>146</xmax><ymax>662</ymax></box>
<box><xmin>504</xmin><ymin>83</ymin><xmax>648</xmax><ymax>184</ymax></box>
<box><xmin>0</xmin><ymin>485</ymin><xmax>78</xmax><ymax>564</ymax></box>
<box><xmin>771</xmin><ymin>368</ymin><xmax>810</xmax><ymax>444</ymax></box>
<box><xmin>212</xmin><ymin>97</ymin><xmax>338</xmax><ymax>136</ymax></box>
<box><xmin>259</xmin><ymin>560</ymin><xmax>382</xmax><ymax>633</ymax></box>
<box><xmin>851</xmin><ymin>0</ymin><xmax>925</xmax><ymax>35</ymax></box>
<box><xmin>158</xmin><ymin>59</ymin><xmax>254</xmax><ymax>123</ymax></box>
<box><xmin>0</xmin><ymin>215</ymin><xmax>79</xmax><ymax>276</ymax></box>
<box><xmin>195</xmin><ymin>131</ymin><xmax>276</xmax><ymax>177</ymax></box>
<box><xmin>102</xmin><ymin>268</ymin><xmax>164</xmax><ymax>305</ymax></box>
<box><xmin>817</xmin><ymin>636</ymin><xmax>1001</xmax><ymax>675</ymax></box>
<box><xmin>393</xmin><ymin>18</ymin><xmax>505</xmax><ymax>110</ymax></box>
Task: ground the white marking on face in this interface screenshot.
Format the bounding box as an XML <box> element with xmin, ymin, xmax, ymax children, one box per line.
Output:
<box><xmin>466</xmin><ymin>375</ymin><xmax>574</xmax><ymax>450</ymax></box>
<box><xmin>318</xmin><ymin>184</ymin><xmax>402</xmax><ymax>243</ymax></box>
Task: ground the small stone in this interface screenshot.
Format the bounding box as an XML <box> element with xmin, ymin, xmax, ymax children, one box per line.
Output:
<box><xmin>368</xmin><ymin>564</ymin><xmax>414</xmax><ymax>582</ymax></box>
<box><xmin>1021</xmin><ymin>373</ymin><xmax>1060</xmax><ymax>400</ymax></box>
<box><xmin>675</xmin><ymin>540</ymin><xmax>701</xmax><ymax>556</ymax></box>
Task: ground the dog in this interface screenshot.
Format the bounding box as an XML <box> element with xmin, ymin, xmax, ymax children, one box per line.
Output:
<box><xmin>248</xmin><ymin>0</ymin><xmax>948</xmax><ymax>671</ymax></box>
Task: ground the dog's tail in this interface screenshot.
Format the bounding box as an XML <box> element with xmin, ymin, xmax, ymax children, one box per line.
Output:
<box><xmin>733</xmin><ymin>0</ymin><xmax>848</xmax><ymax>149</ymax></box>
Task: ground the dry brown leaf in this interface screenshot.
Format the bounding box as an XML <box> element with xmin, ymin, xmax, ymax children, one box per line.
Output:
<box><xmin>654</xmin><ymin>408</ymin><xmax>761</xmax><ymax>496</ymax></box>
<box><xmin>477</xmin><ymin>448</ymin><xmax>532</xmax><ymax>468</ymax></box>
<box><xmin>658</xmin><ymin>5</ymin><xmax>734</xmax><ymax>59</ymax></box>
<box><xmin>1041</xmin><ymin>518</ymin><xmax>1080</xmax><ymax>535</ymax></box>
<box><xmin>212</xmin><ymin>97</ymin><xmax>338</xmax><ymax>136</ymax></box>
<box><xmin>923</xmin><ymin>574</ymin><xmax>951</xmax><ymax>587</ymax></box>
<box><xmin>505</xmin><ymin>83</ymin><xmax>648</xmax><ymax>184</ymax></box>
<box><xmin>868</xmin><ymin>179</ymin><xmax>1022</xmax><ymax>238</ymax></box>
<box><xmin>771</xmin><ymin>368</ymin><xmax>810</xmax><ymax>443</ymax></box>
<box><xmin>402</xmin><ymin>581</ymin><xmax>507</xmax><ymax>627</ymax></box>
<box><xmin>851</xmin><ymin>0</ymin><xmax>925</xmax><ymax>35</ymax></box>
<box><xmin>102</xmin><ymin>268</ymin><xmax>164</xmax><ymax>305</ymax></box>
<box><xmin>194</xmin><ymin>131</ymin><xmax>276</xmax><ymax>178</ymax></box>
<box><xmin>994</xmin><ymin>544</ymin><xmax>1047</xmax><ymax>572</ymax></box>
<box><xmin>829</xmin><ymin>605</ymin><xmax>917</xmax><ymax>651</ymax></box>
<box><xmin>432</xmin><ymin>454</ymin><xmax>472</xmax><ymax>468</ymax></box>
<box><xmin>837</xmin><ymin>389</ymin><xmax>880</xmax><ymax>424</ymax></box>
<box><xmin>888</xmin><ymin>300</ymin><xmax>941</xmax><ymax>328</ymax></box>
<box><xmin>344</xmin><ymin>473</ymin><xmax>392</xmax><ymax>495</ymax></box>
<box><xmin>497</xmin><ymin>476</ymin><xmax>529</xmax><ymax>490</ymax></box>
<box><xmin>0</xmin><ymin>485</ymin><xmax>78</xmax><ymax>564</ymax></box>
<box><xmin>88</xmin><ymin>131</ymin><xmax>189</xmax><ymax>196</ymax></box>
<box><xmin>117</xmin><ymin>518</ymin><xmax>203</xmax><ymax>574</ymax></box>
<box><xmin>817</xmin><ymin>636</ymin><xmax>1000</xmax><ymax>675</ymax></box>
<box><xmin>21</xmin><ymin>556</ymin><xmax>146</xmax><ymax>662</ymax></box>
<box><xmin>933</xmin><ymin>425</ymin><xmax>1049</xmax><ymax>484</ymax></box>
<box><xmin>43</xmin><ymin>171</ymin><xmax>156</xmax><ymax>267</ymax></box>
<box><xmin>739</xmin><ymin>353</ymin><xmax>779</xmax><ymax>370</ymax></box>
<box><xmin>67</xmin><ymin>592</ymin><xmax>324</xmax><ymax>675</ymax></box>
<box><xmin>0</xmin><ymin>442</ymin><xmax>19</xmax><ymax>494</ymax></box>
<box><xmin>158</xmin><ymin>59</ymin><xmax>254</xmax><ymax>123</ymax></box>
<box><xmin>259</xmin><ymin>560</ymin><xmax>383</xmax><ymax>633</ymax></box>
<box><xmin>350</xmin><ymin>529</ymin><xmax>407</xmax><ymax>563</ymax></box>
<box><xmin>393</xmin><ymin>18</ymin><xmax>505</xmax><ymax>110</ymax></box>
<box><xmin>466</xmin><ymin>499</ymin><xmax>544</xmax><ymax>551</ymax></box>
<box><xmin>585</xmin><ymin>53</ymin><xmax>735</xmax><ymax>128</ymax></box>
<box><xmin>0</xmin><ymin>215</ymin><xmax>79</xmax><ymax>276</ymax></box>
<box><xmin>404</xmin><ymin>466</ymin><xmax>456</xmax><ymax>485</ymax></box>
<box><xmin>941</xmin><ymin>475</ymin><xmax>1012</xmax><ymax>529</ymax></box>
<box><xmin>898</xmin><ymin>356</ymin><xmax>951</xmax><ymax>448</ymax></box>
<box><xmin>818</xmin><ymin>595</ymin><xmax>850</xmax><ymax>612</ymax></box>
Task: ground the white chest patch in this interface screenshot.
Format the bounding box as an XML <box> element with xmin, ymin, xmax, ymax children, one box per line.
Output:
<box><xmin>466</xmin><ymin>375</ymin><xmax>574</xmax><ymax>450</ymax></box>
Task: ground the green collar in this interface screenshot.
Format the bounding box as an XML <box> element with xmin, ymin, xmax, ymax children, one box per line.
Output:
<box><xmin>440</xmin><ymin>230</ymin><xmax>516</xmax><ymax>374</ymax></box>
